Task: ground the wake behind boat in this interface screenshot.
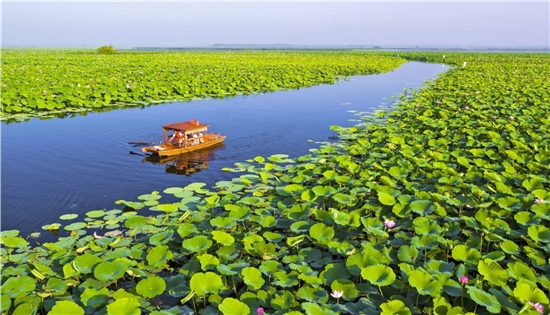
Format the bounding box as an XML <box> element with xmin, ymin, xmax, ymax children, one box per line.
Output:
<box><xmin>141</xmin><ymin>119</ymin><xmax>226</xmax><ymax>157</ymax></box>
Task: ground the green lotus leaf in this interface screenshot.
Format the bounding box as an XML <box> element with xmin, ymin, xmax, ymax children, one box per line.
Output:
<box><xmin>211</xmin><ymin>230</ymin><xmax>235</xmax><ymax>246</ymax></box>
<box><xmin>217</xmin><ymin>262</ymin><xmax>249</xmax><ymax>276</ymax></box>
<box><xmin>49</xmin><ymin>301</ymin><xmax>85</xmax><ymax>315</ymax></box>
<box><xmin>182</xmin><ymin>235</ymin><xmax>212</xmax><ymax>252</ymax></box>
<box><xmin>60</xmin><ymin>213</ymin><xmax>78</xmax><ymax>220</ymax></box>
<box><xmin>81</xmin><ymin>287</ymin><xmax>109</xmax><ymax>307</ymax></box>
<box><xmin>302</xmin><ymin>302</ymin><xmax>338</xmax><ymax>315</ymax></box>
<box><xmin>297</xmin><ymin>286</ymin><xmax>329</xmax><ymax>303</ymax></box>
<box><xmin>86</xmin><ymin>210</ymin><xmax>106</xmax><ymax>218</ymax></box>
<box><xmin>452</xmin><ymin>245</ymin><xmax>481</xmax><ymax>265</ymax></box>
<box><xmin>0</xmin><ymin>236</ymin><xmax>28</xmax><ymax>248</ymax></box>
<box><xmin>106</xmin><ymin>298</ymin><xmax>141</xmax><ymax>315</ymax></box>
<box><xmin>408</xmin><ymin>269</ymin><xmax>442</xmax><ymax>297</ymax></box>
<box><xmin>64</xmin><ymin>222</ymin><xmax>87</xmax><ymax>231</ymax></box>
<box><xmin>527</xmin><ymin>225</ymin><xmax>550</xmax><ymax>243</ymax></box>
<box><xmin>361</xmin><ymin>264</ymin><xmax>396</xmax><ymax>287</ymax></box>
<box><xmin>149</xmin><ymin>230</ymin><xmax>173</xmax><ymax>245</ymax></box>
<box><xmin>184</xmin><ymin>182</ymin><xmax>207</xmax><ymax>191</ymax></box>
<box><xmin>210</xmin><ymin>216</ymin><xmax>237</xmax><ymax>229</ymax></box>
<box><xmin>512</xmin><ymin>282</ymin><xmax>549</xmax><ymax>304</ymax></box>
<box><xmin>218</xmin><ymin>298</ymin><xmax>250</xmax><ymax>315</ymax></box>
<box><xmin>380</xmin><ymin>300</ymin><xmax>412</xmax><ymax>315</ymax></box>
<box><xmin>301</xmin><ymin>190</ymin><xmax>317</xmax><ymax>201</ymax></box>
<box><xmin>1</xmin><ymin>294</ymin><xmax>11</xmax><ymax>313</ymax></box>
<box><xmin>500</xmin><ymin>240</ymin><xmax>520</xmax><ymax>255</ymax></box>
<box><xmin>309</xmin><ymin>223</ymin><xmax>335</xmax><ymax>243</ymax></box>
<box><xmin>478</xmin><ymin>259</ymin><xmax>508</xmax><ymax>287</ymax></box>
<box><xmin>73</xmin><ymin>253</ymin><xmax>102</xmax><ymax>274</ymax></box>
<box><xmin>93</xmin><ymin>260</ymin><xmax>128</xmax><ymax>282</ymax></box>
<box><xmin>198</xmin><ymin>253</ymin><xmax>220</xmax><ymax>271</ymax></box>
<box><xmin>312</xmin><ymin>185</ymin><xmax>337</xmax><ymax>196</ymax></box>
<box><xmin>153</xmin><ymin>203</ymin><xmax>179</xmax><ymax>213</ymax></box>
<box><xmin>397</xmin><ymin>245</ymin><xmax>419</xmax><ymax>264</ymax></box>
<box><xmin>146</xmin><ymin>245</ymin><xmax>173</xmax><ymax>267</ymax></box>
<box><xmin>136</xmin><ymin>276</ymin><xmax>166</xmax><ymax>298</ymax></box>
<box><xmin>2</xmin><ymin>275</ymin><xmax>36</xmax><ymax>299</ymax></box>
<box><xmin>190</xmin><ymin>272</ymin><xmax>223</xmax><ymax>296</ymax></box>
<box><xmin>331</xmin><ymin>279</ymin><xmax>359</xmax><ymax>301</ymax></box>
<box><xmin>410</xmin><ymin>200</ymin><xmax>435</xmax><ymax>215</ymax></box>
<box><xmin>13</xmin><ymin>303</ymin><xmax>37</xmax><ymax>315</ymax></box>
<box><xmin>378</xmin><ymin>193</ymin><xmax>396</xmax><ymax>206</ymax></box>
<box><xmin>466</xmin><ymin>286</ymin><xmax>501</xmax><ymax>314</ymax></box>
<box><xmin>507</xmin><ymin>262</ymin><xmax>537</xmax><ymax>283</ymax></box>
<box><xmin>333</xmin><ymin>193</ymin><xmax>357</xmax><ymax>205</ymax></box>
<box><xmin>241</xmin><ymin>267</ymin><xmax>265</xmax><ymax>290</ymax></box>
<box><xmin>271</xmin><ymin>290</ymin><xmax>295</xmax><ymax>311</ymax></box>
<box><xmin>163</xmin><ymin>187</ymin><xmax>184</xmax><ymax>194</ymax></box>
<box><xmin>137</xmin><ymin>193</ymin><xmax>161</xmax><ymax>201</ymax></box>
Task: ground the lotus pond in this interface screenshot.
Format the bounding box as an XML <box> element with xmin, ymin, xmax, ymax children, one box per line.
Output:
<box><xmin>1</xmin><ymin>52</ymin><xmax>549</xmax><ymax>315</ymax></box>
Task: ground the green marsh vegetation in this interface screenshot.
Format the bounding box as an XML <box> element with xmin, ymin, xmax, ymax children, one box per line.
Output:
<box><xmin>0</xmin><ymin>50</ymin><xmax>405</xmax><ymax>121</ymax></box>
<box><xmin>1</xmin><ymin>52</ymin><xmax>550</xmax><ymax>314</ymax></box>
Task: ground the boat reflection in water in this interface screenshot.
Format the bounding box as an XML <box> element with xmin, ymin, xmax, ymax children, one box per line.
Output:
<box><xmin>142</xmin><ymin>145</ymin><xmax>221</xmax><ymax>176</ymax></box>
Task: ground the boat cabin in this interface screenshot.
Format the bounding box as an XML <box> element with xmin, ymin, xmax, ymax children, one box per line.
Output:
<box><xmin>163</xmin><ymin>119</ymin><xmax>209</xmax><ymax>148</ymax></box>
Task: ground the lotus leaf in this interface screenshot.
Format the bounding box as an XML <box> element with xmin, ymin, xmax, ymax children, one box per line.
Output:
<box><xmin>309</xmin><ymin>223</ymin><xmax>335</xmax><ymax>243</ymax></box>
<box><xmin>106</xmin><ymin>298</ymin><xmax>141</xmax><ymax>315</ymax></box>
<box><xmin>241</xmin><ymin>267</ymin><xmax>265</xmax><ymax>290</ymax></box>
<box><xmin>182</xmin><ymin>235</ymin><xmax>212</xmax><ymax>252</ymax></box>
<box><xmin>466</xmin><ymin>286</ymin><xmax>501</xmax><ymax>314</ymax></box>
<box><xmin>380</xmin><ymin>300</ymin><xmax>412</xmax><ymax>315</ymax></box>
<box><xmin>136</xmin><ymin>276</ymin><xmax>166</xmax><ymax>298</ymax></box>
<box><xmin>218</xmin><ymin>298</ymin><xmax>250</xmax><ymax>315</ymax></box>
<box><xmin>407</xmin><ymin>269</ymin><xmax>442</xmax><ymax>297</ymax></box>
<box><xmin>361</xmin><ymin>265</ymin><xmax>396</xmax><ymax>287</ymax></box>
<box><xmin>49</xmin><ymin>301</ymin><xmax>85</xmax><ymax>315</ymax></box>
<box><xmin>93</xmin><ymin>260</ymin><xmax>128</xmax><ymax>281</ymax></box>
<box><xmin>190</xmin><ymin>272</ymin><xmax>223</xmax><ymax>296</ymax></box>
<box><xmin>512</xmin><ymin>282</ymin><xmax>549</xmax><ymax>304</ymax></box>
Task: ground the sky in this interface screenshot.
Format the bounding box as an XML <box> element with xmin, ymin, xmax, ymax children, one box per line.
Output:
<box><xmin>2</xmin><ymin>1</ymin><xmax>549</xmax><ymax>48</ymax></box>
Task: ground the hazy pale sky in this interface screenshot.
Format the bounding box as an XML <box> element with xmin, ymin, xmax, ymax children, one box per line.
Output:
<box><xmin>2</xmin><ymin>2</ymin><xmax>549</xmax><ymax>48</ymax></box>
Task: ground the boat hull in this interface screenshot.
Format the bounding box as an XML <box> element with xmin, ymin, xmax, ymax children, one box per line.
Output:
<box><xmin>142</xmin><ymin>135</ymin><xmax>226</xmax><ymax>157</ymax></box>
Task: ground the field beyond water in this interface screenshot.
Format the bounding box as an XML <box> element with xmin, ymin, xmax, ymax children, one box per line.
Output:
<box><xmin>0</xmin><ymin>50</ymin><xmax>405</xmax><ymax>121</ymax></box>
<box><xmin>1</xmin><ymin>51</ymin><xmax>550</xmax><ymax>315</ymax></box>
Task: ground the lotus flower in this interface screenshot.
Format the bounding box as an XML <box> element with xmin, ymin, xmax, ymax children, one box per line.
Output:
<box><xmin>535</xmin><ymin>199</ymin><xmax>547</xmax><ymax>204</ymax></box>
<box><xmin>459</xmin><ymin>276</ymin><xmax>469</xmax><ymax>284</ymax></box>
<box><xmin>529</xmin><ymin>301</ymin><xmax>544</xmax><ymax>314</ymax></box>
<box><xmin>384</xmin><ymin>219</ymin><xmax>396</xmax><ymax>229</ymax></box>
<box><xmin>331</xmin><ymin>290</ymin><xmax>343</xmax><ymax>299</ymax></box>
<box><xmin>256</xmin><ymin>307</ymin><xmax>265</xmax><ymax>315</ymax></box>
<box><xmin>464</xmin><ymin>106</ymin><xmax>469</xmax><ymax>110</ymax></box>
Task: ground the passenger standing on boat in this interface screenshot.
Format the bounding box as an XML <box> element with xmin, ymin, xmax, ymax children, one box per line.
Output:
<box><xmin>199</xmin><ymin>132</ymin><xmax>205</xmax><ymax>143</ymax></box>
<box><xmin>193</xmin><ymin>133</ymin><xmax>199</xmax><ymax>145</ymax></box>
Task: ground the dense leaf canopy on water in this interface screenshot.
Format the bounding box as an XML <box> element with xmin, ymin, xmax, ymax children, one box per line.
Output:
<box><xmin>1</xmin><ymin>52</ymin><xmax>550</xmax><ymax>315</ymax></box>
<box><xmin>0</xmin><ymin>50</ymin><xmax>405</xmax><ymax>121</ymax></box>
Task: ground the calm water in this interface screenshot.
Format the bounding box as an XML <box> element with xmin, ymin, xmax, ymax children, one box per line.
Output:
<box><xmin>1</xmin><ymin>62</ymin><xmax>448</xmax><ymax>235</ymax></box>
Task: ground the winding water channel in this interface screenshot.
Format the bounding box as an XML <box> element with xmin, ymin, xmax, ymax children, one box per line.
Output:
<box><xmin>1</xmin><ymin>62</ymin><xmax>448</xmax><ymax>235</ymax></box>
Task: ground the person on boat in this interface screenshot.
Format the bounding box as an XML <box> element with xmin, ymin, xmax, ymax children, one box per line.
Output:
<box><xmin>193</xmin><ymin>133</ymin><xmax>199</xmax><ymax>145</ymax></box>
<box><xmin>199</xmin><ymin>132</ymin><xmax>205</xmax><ymax>143</ymax></box>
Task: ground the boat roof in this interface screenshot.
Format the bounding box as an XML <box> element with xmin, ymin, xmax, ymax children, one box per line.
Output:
<box><xmin>163</xmin><ymin>121</ymin><xmax>209</xmax><ymax>132</ymax></box>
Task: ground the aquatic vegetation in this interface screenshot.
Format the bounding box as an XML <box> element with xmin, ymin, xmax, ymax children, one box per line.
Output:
<box><xmin>1</xmin><ymin>52</ymin><xmax>550</xmax><ymax>314</ymax></box>
<box><xmin>0</xmin><ymin>50</ymin><xmax>405</xmax><ymax>121</ymax></box>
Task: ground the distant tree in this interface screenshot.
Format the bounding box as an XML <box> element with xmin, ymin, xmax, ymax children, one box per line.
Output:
<box><xmin>97</xmin><ymin>45</ymin><xmax>118</xmax><ymax>54</ymax></box>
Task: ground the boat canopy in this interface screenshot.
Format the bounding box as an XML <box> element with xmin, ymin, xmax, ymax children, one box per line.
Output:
<box><xmin>163</xmin><ymin>121</ymin><xmax>209</xmax><ymax>133</ymax></box>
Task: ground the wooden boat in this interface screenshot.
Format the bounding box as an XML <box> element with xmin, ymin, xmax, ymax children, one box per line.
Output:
<box><xmin>142</xmin><ymin>120</ymin><xmax>226</xmax><ymax>157</ymax></box>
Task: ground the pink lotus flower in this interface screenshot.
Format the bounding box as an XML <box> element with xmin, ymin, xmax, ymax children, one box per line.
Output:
<box><xmin>256</xmin><ymin>307</ymin><xmax>265</xmax><ymax>315</ymax></box>
<box><xmin>384</xmin><ymin>219</ymin><xmax>396</xmax><ymax>229</ymax></box>
<box><xmin>331</xmin><ymin>290</ymin><xmax>343</xmax><ymax>299</ymax></box>
<box><xmin>464</xmin><ymin>106</ymin><xmax>469</xmax><ymax>110</ymax></box>
<box><xmin>529</xmin><ymin>301</ymin><xmax>544</xmax><ymax>314</ymax></box>
<box><xmin>535</xmin><ymin>199</ymin><xmax>547</xmax><ymax>204</ymax></box>
<box><xmin>459</xmin><ymin>276</ymin><xmax>469</xmax><ymax>284</ymax></box>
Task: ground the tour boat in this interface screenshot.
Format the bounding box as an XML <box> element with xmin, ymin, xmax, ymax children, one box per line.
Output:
<box><xmin>141</xmin><ymin>119</ymin><xmax>226</xmax><ymax>157</ymax></box>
